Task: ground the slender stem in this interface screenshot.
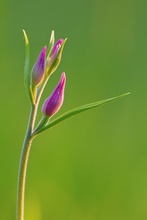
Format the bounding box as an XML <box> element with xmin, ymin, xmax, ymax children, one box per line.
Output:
<box><xmin>16</xmin><ymin>75</ymin><xmax>50</xmax><ymax>220</ymax></box>
<box><xmin>36</xmin><ymin>75</ymin><xmax>49</xmax><ymax>102</ymax></box>
<box><xmin>16</xmin><ymin>105</ymin><xmax>36</xmax><ymax>220</ymax></box>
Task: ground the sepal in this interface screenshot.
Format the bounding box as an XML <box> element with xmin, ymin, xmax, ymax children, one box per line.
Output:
<box><xmin>46</xmin><ymin>30</ymin><xmax>55</xmax><ymax>58</ymax></box>
<box><xmin>23</xmin><ymin>30</ymin><xmax>34</xmax><ymax>103</ymax></box>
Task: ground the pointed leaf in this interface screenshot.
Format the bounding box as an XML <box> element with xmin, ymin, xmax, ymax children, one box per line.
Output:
<box><xmin>47</xmin><ymin>30</ymin><xmax>55</xmax><ymax>58</ymax></box>
<box><xmin>22</xmin><ymin>30</ymin><xmax>32</xmax><ymax>102</ymax></box>
<box><xmin>33</xmin><ymin>92</ymin><xmax>130</xmax><ymax>135</ymax></box>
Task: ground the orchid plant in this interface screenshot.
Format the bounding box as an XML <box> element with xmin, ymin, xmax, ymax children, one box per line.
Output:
<box><xmin>16</xmin><ymin>30</ymin><xmax>130</xmax><ymax>220</ymax></box>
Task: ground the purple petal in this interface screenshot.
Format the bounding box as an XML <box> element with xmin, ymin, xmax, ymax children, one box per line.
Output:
<box><xmin>42</xmin><ymin>72</ymin><xmax>66</xmax><ymax>117</ymax></box>
<box><xmin>32</xmin><ymin>46</ymin><xmax>46</xmax><ymax>85</ymax></box>
<box><xmin>51</xmin><ymin>39</ymin><xmax>63</xmax><ymax>57</ymax></box>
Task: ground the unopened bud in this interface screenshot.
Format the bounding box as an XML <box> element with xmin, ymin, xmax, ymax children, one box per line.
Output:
<box><xmin>31</xmin><ymin>46</ymin><xmax>46</xmax><ymax>86</ymax></box>
<box><xmin>42</xmin><ymin>72</ymin><xmax>66</xmax><ymax>117</ymax></box>
<box><xmin>46</xmin><ymin>39</ymin><xmax>64</xmax><ymax>75</ymax></box>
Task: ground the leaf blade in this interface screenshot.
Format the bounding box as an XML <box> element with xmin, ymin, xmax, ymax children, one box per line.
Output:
<box><xmin>23</xmin><ymin>30</ymin><xmax>33</xmax><ymax>102</ymax></box>
<box><xmin>33</xmin><ymin>92</ymin><xmax>130</xmax><ymax>135</ymax></box>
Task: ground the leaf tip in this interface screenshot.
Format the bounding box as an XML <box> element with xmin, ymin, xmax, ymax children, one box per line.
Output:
<box><xmin>22</xmin><ymin>29</ymin><xmax>29</xmax><ymax>45</ymax></box>
<box><xmin>64</xmin><ymin>38</ymin><xmax>68</xmax><ymax>43</ymax></box>
<box><xmin>120</xmin><ymin>92</ymin><xmax>131</xmax><ymax>98</ymax></box>
<box><xmin>50</xmin><ymin>30</ymin><xmax>55</xmax><ymax>40</ymax></box>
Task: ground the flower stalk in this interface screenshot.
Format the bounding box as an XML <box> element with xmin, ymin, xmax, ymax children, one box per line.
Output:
<box><xmin>16</xmin><ymin>31</ymin><xmax>67</xmax><ymax>220</ymax></box>
<box><xmin>16</xmin><ymin>105</ymin><xmax>36</xmax><ymax>220</ymax></box>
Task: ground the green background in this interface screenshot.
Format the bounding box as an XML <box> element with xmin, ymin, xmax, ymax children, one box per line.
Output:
<box><xmin>1</xmin><ymin>0</ymin><xmax>147</xmax><ymax>219</ymax></box>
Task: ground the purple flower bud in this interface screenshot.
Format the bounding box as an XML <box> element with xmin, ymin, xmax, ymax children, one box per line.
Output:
<box><xmin>51</xmin><ymin>39</ymin><xmax>63</xmax><ymax>59</ymax></box>
<box><xmin>47</xmin><ymin>39</ymin><xmax>63</xmax><ymax>69</ymax></box>
<box><xmin>42</xmin><ymin>72</ymin><xmax>66</xmax><ymax>117</ymax></box>
<box><xmin>31</xmin><ymin>46</ymin><xmax>46</xmax><ymax>86</ymax></box>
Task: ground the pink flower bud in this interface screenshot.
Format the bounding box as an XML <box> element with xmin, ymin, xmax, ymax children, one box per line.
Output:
<box><xmin>46</xmin><ymin>39</ymin><xmax>63</xmax><ymax>70</ymax></box>
<box><xmin>51</xmin><ymin>39</ymin><xmax>63</xmax><ymax>60</ymax></box>
<box><xmin>31</xmin><ymin>46</ymin><xmax>46</xmax><ymax>86</ymax></box>
<box><xmin>42</xmin><ymin>72</ymin><xmax>66</xmax><ymax>117</ymax></box>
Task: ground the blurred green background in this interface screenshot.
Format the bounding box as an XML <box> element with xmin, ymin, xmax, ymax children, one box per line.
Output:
<box><xmin>1</xmin><ymin>0</ymin><xmax>147</xmax><ymax>219</ymax></box>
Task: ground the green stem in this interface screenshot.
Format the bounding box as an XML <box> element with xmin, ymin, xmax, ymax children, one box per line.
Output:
<box><xmin>16</xmin><ymin>75</ymin><xmax>50</xmax><ymax>220</ymax></box>
<box><xmin>34</xmin><ymin>116</ymin><xmax>49</xmax><ymax>133</ymax></box>
<box><xmin>16</xmin><ymin>105</ymin><xmax>37</xmax><ymax>220</ymax></box>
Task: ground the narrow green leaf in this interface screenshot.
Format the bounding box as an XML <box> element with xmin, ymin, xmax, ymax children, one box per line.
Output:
<box><xmin>22</xmin><ymin>30</ymin><xmax>33</xmax><ymax>103</ymax></box>
<box><xmin>33</xmin><ymin>92</ymin><xmax>130</xmax><ymax>135</ymax></box>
